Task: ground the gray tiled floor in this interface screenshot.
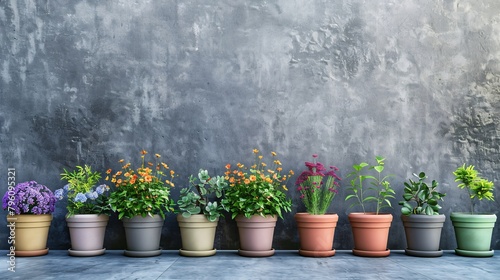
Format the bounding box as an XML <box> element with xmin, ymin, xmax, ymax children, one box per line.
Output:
<box><xmin>2</xmin><ymin>250</ymin><xmax>499</xmax><ymax>279</ymax></box>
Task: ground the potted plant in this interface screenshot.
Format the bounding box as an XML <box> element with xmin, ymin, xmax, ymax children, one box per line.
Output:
<box><xmin>2</xmin><ymin>181</ymin><xmax>57</xmax><ymax>257</ymax></box>
<box><xmin>345</xmin><ymin>156</ymin><xmax>396</xmax><ymax>257</ymax></box>
<box><xmin>221</xmin><ymin>149</ymin><xmax>293</xmax><ymax>257</ymax></box>
<box><xmin>451</xmin><ymin>164</ymin><xmax>496</xmax><ymax>257</ymax></box>
<box><xmin>294</xmin><ymin>154</ymin><xmax>341</xmax><ymax>257</ymax></box>
<box><xmin>176</xmin><ymin>169</ymin><xmax>228</xmax><ymax>257</ymax></box>
<box><xmin>54</xmin><ymin>165</ymin><xmax>112</xmax><ymax>257</ymax></box>
<box><xmin>399</xmin><ymin>172</ymin><xmax>446</xmax><ymax>257</ymax></box>
<box><xmin>107</xmin><ymin>150</ymin><xmax>176</xmax><ymax>257</ymax></box>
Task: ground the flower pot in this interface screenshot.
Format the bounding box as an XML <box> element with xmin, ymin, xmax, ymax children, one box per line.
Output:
<box><xmin>401</xmin><ymin>214</ymin><xmax>445</xmax><ymax>257</ymax></box>
<box><xmin>235</xmin><ymin>214</ymin><xmax>277</xmax><ymax>257</ymax></box>
<box><xmin>122</xmin><ymin>215</ymin><xmax>164</xmax><ymax>257</ymax></box>
<box><xmin>450</xmin><ymin>212</ymin><xmax>497</xmax><ymax>257</ymax></box>
<box><xmin>348</xmin><ymin>213</ymin><xmax>392</xmax><ymax>257</ymax></box>
<box><xmin>66</xmin><ymin>214</ymin><xmax>109</xmax><ymax>257</ymax></box>
<box><xmin>295</xmin><ymin>213</ymin><xmax>338</xmax><ymax>257</ymax></box>
<box><xmin>8</xmin><ymin>214</ymin><xmax>52</xmax><ymax>257</ymax></box>
<box><xmin>177</xmin><ymin>214</ymin><xmax>218</xmax><ymax>257</ymax></box>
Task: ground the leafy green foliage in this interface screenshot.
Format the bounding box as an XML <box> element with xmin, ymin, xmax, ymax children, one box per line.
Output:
<box><xmin>57</xmin><ymin>165</ymin><xmax>111</xmax><ymax>217</ymax></box>
<box><xmin>345</xmin><ymin>156</ymin><xmax>395</xmax><ymax>214</ymax></box>
<box><xmin>453</xmin><ymin>164</ymin><xmax>495</xmax><ymax>214</ymax></box>
<box><xmin>176</xmin><ymin>169</ymin><xmax>228</xmax><ymax>222</ymax></box>
<box><xmin>221</xmin><ymin>149</ymin><xmax>293</xmax><ymax>219</ymax></box>
<box><xmin>399</xmin><ymin>172</ymin><xmax>445</xmax><ymax>216</ymax></box>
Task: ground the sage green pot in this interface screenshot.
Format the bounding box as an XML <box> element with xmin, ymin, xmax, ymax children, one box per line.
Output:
<box><xmin>450</xmin><ymin>212</ymin><xmax>497</xmax><ymax>257</ymax></box>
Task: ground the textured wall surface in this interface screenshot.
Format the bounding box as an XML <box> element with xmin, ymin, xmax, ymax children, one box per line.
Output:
<box><xmin>1</xmin><ymin>0</ymin><xmax>499</xmax><ymax>250</ymax></box>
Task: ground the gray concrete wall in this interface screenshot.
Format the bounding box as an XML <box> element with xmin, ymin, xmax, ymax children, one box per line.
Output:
<box><xmin>1</xmin><ymin>0</ymin><xmax>499</xmax><ymax>250</ymax></box>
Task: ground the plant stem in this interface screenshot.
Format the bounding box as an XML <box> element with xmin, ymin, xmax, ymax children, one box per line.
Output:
<box><xmin>358</xmin><ymin>172</ymin><xmax>365</xmax><ymax>213</ymax></box>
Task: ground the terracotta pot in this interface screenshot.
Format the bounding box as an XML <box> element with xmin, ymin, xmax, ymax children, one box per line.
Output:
<box><xmin>450</xmin><ymin>212</ymin><xmax>497</xmax><ymax>257</ymax></box>
<box><xmin>401</xmin><ymin>214</ymin><xmax>445</xmax><ymax>257</ymax></box>
<box><xmin>177</xmin><ymin>214</ymin><xmax>218</xmax><ymax>257</ymax></box>
<box><xmin>348</xmin><ymin>213</ymin><xmax>393</xmax><ymax>257</ymax></box>
<box><xmin>235</xmin><ymin>214</ymin><xmax>277</xmax><ymax>257</ymax></box>
<box><xmin>122</xmin><ymin>215</ymin><xmax>164</xmax><ymax>257</ymax></box>
<box><xmin>66</xmin><ymin>214</ymin><xmax>109</xmax><ymax>256</ymax></box>
<box><xmin>8</xmin><ymin>214</ymin><xmax>52</xmax><ymax>257</ymax></box>
<box><xmin>295</xmin><ymin>213</ymin><xmax>338</xmax><ymax>257</ymax></box>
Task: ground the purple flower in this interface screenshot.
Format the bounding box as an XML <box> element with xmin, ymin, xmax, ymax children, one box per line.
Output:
<box><xmin>2</xmin><ymin>181</ymin><xmax>57</xmax><ymax>215</ymax></box>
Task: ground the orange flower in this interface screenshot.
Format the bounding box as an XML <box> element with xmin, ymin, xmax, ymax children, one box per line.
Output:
<box><xmin>244</xmin><ymin>179</ymin><xmax>250</xmax><ymax>184</ymax></box>
<box><xmin>238</xmin><ymin>171</ymin><xmax>244</xmax><ymax>177</ymax></box>
<box><xmin>277</xmin><ymin>167</ymin><xmax>282</xmax><ymax>172</ymax></box>
<box><xmin>225</xmin><ymin>164</ymin><xmax>231</xmax><ymax>170</ymax></box>
<box><xmin>117</xmin><ymin>179</ymin><xmax>122</xmax><ymax>184</ymax></box>
<box><xmin>229</xmin><ymin>177</ymin><xmax>235</xmax><ymax>183</ymax></box>
<box><xmin>124</xmin><ymin>172</ymin><xmax>131</xmax><ymax>177</ymax></box>
<box><xmin>266</xmin><ymin>177</ymin><xmax>273</xmax><ymax>183</ymax></box>
<box><xmin>118</xmin><ymin>159</ymin><xmax>125</xmax><ymax>163</ymax></box>
<box><xmin>253</xmin><ymin>149</ymin><xmax>259</xmax><ymax>154</ymax></box>
<box><xmin>147</xmin><ymin>162</ymin><xmax>153</xmax><ymax>166</ymax></box>
<box><xmin>115</xmin><ymin>171</ymin><xmax>123</xmax><ymax>176</ymax></box>
<box><xmin>144</xmin><ymin>175</ymin><xmax>152</xmax><ymax>182</ymax></box>
<box><xmin>249</xmin><ymin>175</ymin><xmax>256</xmax><ymax>182</ymax></box>
<box><xmin>162</xmin><ymin>163</ymin><xmax>169</xmax><ymax>169</ymax></box>
<box><xmin>170</xmin><ymin>170</ymin><xmax>175</xmax><ymax>176</ymax></box>
<box><xmin>106</xmin><ymin>169</ymin><xmax>112</xmax><ymax>174</ymax></box>
<box><xmin>141</xmin><ymin>150</ymin><xmax>148</xmax><ymax>155</ymax></box>
<box><xmin>261</xmin><ymin>162</ymin><xmax>267</xmax><ymax>167</ymax></box>
<box><xmin>155</xmin><ymin>153</ymin><xmax>161</xmax><ymax>158</ymax></box>
<box><xmin>289</xmin><ymin>170</ymin><xmax>295</xmax><ymax>175</ymax></box>
<box><xmin>271</xmin><ymin>151</ymin><xmax>277</xmax><ymax>157</ymax></box>
<box><xmin>105</xmin><ymin>176</ymin><xmax>109</xmax><ymax>181</ymax></box>
<box><xmin>258</xmin><ymin>155</ymin><xmax>263</xmax><ymax>159</ymax></box>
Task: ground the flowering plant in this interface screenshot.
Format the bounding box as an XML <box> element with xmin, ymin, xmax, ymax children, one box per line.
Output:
<box><xmin>54</xmin><ymin>165</ymin><xmax>111</xmax><ymax>217</ymax></box>
<box><xmin>453</xmin><ymin>164</ymin><xmax>494</xmax><ymax>214</ymax></box>
<box><xmin>107</xmin><ymin>150</ymin><xmax>176</xmax><ymax>219</ymax></box>
<box><xmin>295</xmin><ymin>154</ymin><xmax>341</xmax><ymax>215</ymax></box>
<box><xmin>176</xmin><ymin>169</ymin><xmax>228</xmax><ymax>222</ymax></box>
<box><xmin>221</xmin><ymin>149</ymin><xmax>293</xmax><ymax>219</ymax></box>
<box><xmin>2</xmin><ymin>181</ymin><xmax>57</xmax><ymax>215</ymax></box>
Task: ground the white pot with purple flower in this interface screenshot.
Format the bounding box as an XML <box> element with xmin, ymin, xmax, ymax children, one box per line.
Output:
<box><xmin>55</xmin><ymin>165</ymin><xmax>111</xmax><ymax>257</ymax></box>
<box><xmin>2</xmin><ymin>181</ymin><xmax>57</xmax><ymax>257</ymax></box>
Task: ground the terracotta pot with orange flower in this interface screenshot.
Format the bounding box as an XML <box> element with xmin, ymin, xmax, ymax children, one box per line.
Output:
<box><xmin>295</xmin><ymin>154</ymin><xmax>341</xmax><ymax>257</ymax></box>
<box><xmin>107</xmin><ymin>150</ymin><xmax>176</xmax><ymax>257</ymax></box>
<box><xmin>221</xmin><ymin>149</ymin><xmax>293</xmax><ymax>257</ymax></box>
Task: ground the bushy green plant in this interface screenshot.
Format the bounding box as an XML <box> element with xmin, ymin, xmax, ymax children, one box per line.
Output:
<box><xmin>177</xmin><ymin>169</ymin><xmax>228</xmax><ymax>222</ymax></box>
<box><xmin>221</xmin><ymin>149</ymin><xmax>293</xmax><ymax>219</ymax></box>
<box><xmin>107</xmin><ymin>150</ymin><xmax>175</xmax><ymax>219</ymax></box>
<box><xmin>453</xmin><ymin>164</ymin><xmax>495</xmax><ymax>214</ymax></box>
<box><xmin>399</xmin><ymin>172</ymin><xmax>445</xmax><ymax>216</ymax></box>
<box><xmin>345</xmin><ymin>156</ymin><xmax>395</xmax><ymax>214</ymax></box>
<box><xmin>55</xmin><ymin>165</ymin><xmax>111</xmax><ymax>217</ymax></box>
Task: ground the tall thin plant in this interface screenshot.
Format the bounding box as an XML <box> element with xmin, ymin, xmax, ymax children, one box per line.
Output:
<box><xmin>345</xmin><ymin>156</ymin><xmax>395</xmax><ymax>214</ymax></box>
